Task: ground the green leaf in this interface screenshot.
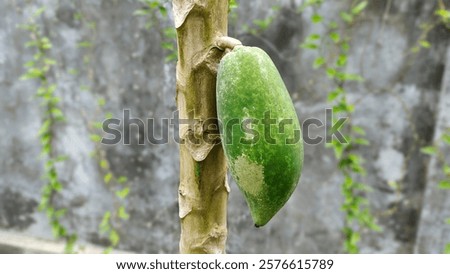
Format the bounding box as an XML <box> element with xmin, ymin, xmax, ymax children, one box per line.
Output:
<box><xmin>118</xmin><ymin>206</ymin><xmax>130</xmax><ymax>220</ymax></box>
<box><xmin>52</xmin><ymin>181</ymin><xmax>63</xmax><ymax>192</ymax></box>
<box><xmin>100</xmin><ymin>159</ymin><xmax>109</xmax><ymax>170</ymax></box>
<box><xmin>253</xmin><ymin>18</ymin><xmax>272</xmax><ymax>30</ymax></box>
<box><xmin>54</xmin><ymin>208</ymin><xmax>67</xmax><ymax>218</ymax></box>
<box><xmin>329</xmin><ymin>21</ymin><xmax>338</xmax><ymax>29</ymax></box>
<box><xmin>90</xmin><ymin>134</ymin><xmax>102</xmax><ymax>142</ymax></box>
<box><xmin>93</xmin><ymin>122</ymin><xmax>103</xmax><ymax>129</ymax></box>
<box><xmin>341</xmin><ymin>41</ymin><xmax>350</xmax><ymax>52</ymax></box>
<box><xmin>229</xmin><ymin>0</ymin><xmax>238</xmax><ymax>10</ymax></box>
<box><xmin>133</xmin><ymin>9</ymin><xmax>149</xmax><ymax>16</ymax></box>
<box><xmin>117</xmin><ymin>176</ymin><xmax>128</xmax><ymax>184</ymax></box>
<box><xmin>97</xmin><ymin>97</ymin><xmax>106</xmax><ymax>107</ymax></box>
<box><xmin>47</xmin><ymin>84</ymin><xmax>56</xmax><ymax>94</ymax></box>
<box><xmin>351</xmin><ymin>1</ymin><xmax>368</xmax><ymax>15</ymax></box>
<box><xmin>54</xmin><ymin>155</ymin><xmax>68</xmax><ymax>162</ymax></box>
<box><xmin>308</xmin><ymin>33</ymin><xmax>321</xmax><ymax>40</ymax></box>
<box><xmin>25</xmin><ymin>40</ymin><xmax>38</xmax><ymax>48</ymax></box>
<box><xmin>329</xmin><ymin>32</ymin><xmax>340</xmax><ymax>43</ymax></box>
<box><xmin>411</xmin><ymin>46</ymin><xmax>420</xmax><ymax>53</ymax></box>
<box><xmin>68</xmin><ymin>68</ymin><xmax>78</xmax><ymax>75</ymax></box>
<box><xmin>38</xmin><ymin>120</ymin><xmax>51</xmax><ymax>136</ymax></box>
<box><xmin>115</xmin><ymin>187</ymin><xmax>130</xmax><ymax>199</ymax></box>
<box><xmin>326</xmin><ymin>67</ymin><xmax>337</xmax><ymax>78</ymax></box>
<box><xmin>65</xmin><ymin>234</ymin><xmax>77</xmax><ymax>254</ymax></box>
<box><xmin>99</xmin><ymin>211</ymin><xmax>111</xmax><ymax>233</ymax></box>
<box><xmin>109</xmin><ymin>229</ymin><xmax>120</xmax><ymax>246</ymax></box>
<box><xmin>34</xmin><ymin>52</ymin><xmax>43</xmax><ymax>61</ymax></box>
<box><xmin>300</xmin><ymin>42</ymin><xmax>318</xmax><ymax>50</ymax></box>
<box><xmin>311</xmin><ymin>13</ymin><xmax>323</xmax><ymax>23</ymax></box>
<box><xmin>445</xmin><ymin>243</ymin><xmax>450</xmax><ymax>254</ymax></box>
<box><xmin>354</xmin><ymin>138</ymin><xmax>370</xmax><ymax>146</ymax></box>
<box><xmin>165</xmin><ymin>52</ymin><xmax>178</xmax><ymax>63</ymax></box>
<box><xmin>164</xmin><ymin>27</ymin><xmax>177</xmax><ymax>39</ymax></box>
<box><xmin>46</xmin><ymin>207</ymin><xmax>55</xmax><ymax>218</ymax></box>
<box><xmin>337</xmin><ymin>72</ymin><xmax>364</xmax><ymax>82</ymax></box>
<box><xmin>41</xmin><ymin>133</ymin><xmax>51</xmax><ymax>147</ymax></box>
<box><xmin>44</xmin><ymin>58</ymin><xmax>56</xmax><ymax>66</ymax></box>
<box><xmin>445</xmin><ymin>218</ymin><xmax>450</xmax><ymax>225</ymax></box>
<box><xmin>161</xmin><ymin>42</ymin><xmax>174</xmax><ymax>50</ymax></box>
<box><xmin>420</xmin><ymin>146</ymin><xmax>437</xmax><ymax>155</ymax></box>
<box><xmin>253</xmin><ymin>19</ymin><xmax>270</xmax><ymax>30</ymax></box>
<box><xmin>103</xmin><ymin>247</ymin><xmax>113</xmax><ymax>254</ymax></box>
<box><xmin>419</xmin><ymin>40</ymin><xmax>431</xmax><ymax>48</ymax></box>
<box><xmin>33</xmin><ymin>7</ymin><xmax>46</xmax><ymax>17</ymax></box>
<box><xmin>24</xmin><ymin>60</ymin><xmax>35</xmax><ymax>68</ymax></box>
<box><xmin>438</xmin><ymin>180</ymin><xmax>450</xmax><ymax>189</ymax></box>
<box><xmin>333</xmin><ymin>143</ymin><xmax>344</xmax><ymax>159</ymax></box>
<box><xmin>144</xmin><ymin>21</ymin><xmax>153</xmax><ymax>30</ymax></box>
<box><xmin>40</xmin><ymin>37</ymin><xmax>52</xmax><ymax>49</ymax></box>
<box><xmin>354</xmin><ymin>182</ymin><xmax>372</xmax><ymax>192</ymax></box>
<box><xmin>51</xmin><ymin>108</ymin><xmax>64</xmax><ymax>119</ymax></box>
<box><xmin>336</xmin><ymin>54</ymin><xmax>347</xmax><ymax>67</ymax></box>
<box><xmin>436</xmin><ymin>9</ymin><xmax>450</xmax><ymax>21</ymax></box>
<box><xmin>327</xmin><ymin>88</ymin><xmax>342</xmax><ymax>102</ymax></box>
<box><xmin>105</xmin><ymin>112</ymin><xmax>114</xmax><ymax>119</ymax></box>
<box><xmin>352</xmin><ymin>125</ymin><xmax>366</xmax><ymax>136</ymax></box>
<box><xmin>442</xmin><ymin>134</ymin><xmax>450</xmax><ymax>145</ymax></box>
<box><xmin>104</xmin><ymin>173</ymin><xmax>113</xmax><ymax>184</ymax></box>
<box><xmin>348</xmin><ymin>153</ymin><xmax>362</xmax><ymax>165</ymax></box>
<box><xmin>51</xmin><ymin>222</ymin><xmax>62</xmax><ymax>238</ymax></box>
<box><xmin>340</xmin><ymin>12</ymin><xmax>353</xmax><ymax>23</ymax></box>
<box><xmin>349</xmin><ymin>231</ymin><xmax>360</xmax><ymax>246</ymax></box>
<box><xmin>443</xmin><ymin>165</ymin><xmax>450</xmax><ymax>176</ymax></box>
<box><xmin>20</xmin><ymin>68</ymin><xmax>44</xmax><ymax>80</ymax></box>
<box><xmin>313</xmin><ymin>56</ymin><xmax>326</xmax><ymax>69</ymax></box>
<box><xmin>77</xmin><ymin>41</ymin><xmax>92</xmax><ymax>48</ymax></box>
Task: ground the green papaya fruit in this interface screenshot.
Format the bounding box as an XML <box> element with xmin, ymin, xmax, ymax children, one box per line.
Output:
<box><xmin>216</xmin><ymin>46</ymin><xmax>304</xmax><ymax>227</ymax></box>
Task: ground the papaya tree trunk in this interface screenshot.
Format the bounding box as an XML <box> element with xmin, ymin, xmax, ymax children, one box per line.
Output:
<box><xmin>172</xmin><ymin>0</ymin><xmax>239</xmax><ymax>254</ymax></box>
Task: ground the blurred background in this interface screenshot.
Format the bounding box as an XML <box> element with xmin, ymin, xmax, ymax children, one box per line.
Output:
<box><xmin>0</xmin><ymin>0</ymin><xmax>449</xmax><ymax>254</ymax></box>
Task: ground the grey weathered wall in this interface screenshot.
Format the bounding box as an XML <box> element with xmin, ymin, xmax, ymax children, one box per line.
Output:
<box><xmin>0</xmin><ymin>0</ymin><xmax>449</xmax><ymax>253</ymax></box>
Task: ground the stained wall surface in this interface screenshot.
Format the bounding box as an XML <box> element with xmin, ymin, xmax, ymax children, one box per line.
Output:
<box><xmin>0</xmin><ymin>0</ymin><xmax>449</xmax><ymax>253</ymax></box>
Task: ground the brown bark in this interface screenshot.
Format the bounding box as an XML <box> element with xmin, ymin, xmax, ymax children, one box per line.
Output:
<box><xmin>173</xmin><ymin>0</ymin><xmax>240</xmax><ymax>253</ymax></box>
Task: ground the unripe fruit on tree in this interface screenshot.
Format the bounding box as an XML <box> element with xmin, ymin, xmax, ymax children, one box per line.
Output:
<box><xmin>217</xmin><ymin>46</ymin><xmax>304</xmax><ymax>227</ymax></box>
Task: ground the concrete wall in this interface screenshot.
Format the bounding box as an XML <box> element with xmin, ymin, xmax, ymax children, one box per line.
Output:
<box><xmin>0</xmin><ymin>0</ymin><xmax>449</xmax><ymax>253</ymax></box>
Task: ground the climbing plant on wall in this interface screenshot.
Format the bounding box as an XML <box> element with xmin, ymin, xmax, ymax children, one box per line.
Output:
<box><xmin>134</xmin><ymin>0</ymin><xmax>177</xmax><ymax>62</ymax></box>
<box><xmin>19</xmin><ymin>7</ymin><xmax>77</xmax><ymax>253</ymax></box>
<box><xmin>299</xmin><ymin>0</ymin><xmax>381</xmax><ymax>253</ymax></box>
<box><xmin>72</xmin><ymin>1</ymin><xmax>132</xmax><ymax>253</ymax></box>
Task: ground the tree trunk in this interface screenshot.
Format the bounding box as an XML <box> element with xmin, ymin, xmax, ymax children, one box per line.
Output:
<box><xmin>173</xmin><ymin>0</ymin><xmax>239</xmax><ymax>254</ymax></box>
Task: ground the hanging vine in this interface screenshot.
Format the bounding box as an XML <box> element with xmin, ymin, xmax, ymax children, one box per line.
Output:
<box><xmin>19</xmin><ymin>7</ymin><xmax>77</xmax><ymax>253</ymax></box>
<box><xmin>72</xmin><ymin>1</ymin><xmax>131</xmax><ymax>253</ymax></box>
<box><xmin>299</xmin><ymin>0</ymin><xmax>381</xmax><ymax>253</ymax></box>
<box><xmin>134</xmin><ymin>0</ymin><xmax>177</xmax><ymax>62</ymax></box>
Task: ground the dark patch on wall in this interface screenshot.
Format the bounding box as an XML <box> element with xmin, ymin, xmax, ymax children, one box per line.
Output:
<box><xmin>0</xmin><ymin>188</ymin><xmax>37</xmax><ymax>230</ymax></box>
<box><xmin>56</xmin><ymin>3</ymin><xmax>80</xmax><ymax>29</ymax></box>
<box><xmin>88</xmin><ymin>232</ymin><xmax>111</xmax><ymax>247</ymax></box>
<box><xmin>392</xmin><ymin>206</ymin><xmax>419</xmax><ymax>243</ymax></box>
<box><xmin>368</xmin><ymin>0</ymin><xmax>396</xmax><ymax>15</ymax></box>
<box><xmin>0</xmin><ymin>244</ymin><xmax>24</xmax><ymax>254</ymax></box>
<box><xmin>268</xmin><ymin>8</ymin><xmax>302</xmax><ymax>52</ymax></box>
<box><xmin>393</xmin><ymin>102</ymin><xmax>437</xmax><ymax>251</ymax></box>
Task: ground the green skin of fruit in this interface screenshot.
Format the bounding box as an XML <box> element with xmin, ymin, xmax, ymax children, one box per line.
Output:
<box><xmin>217</xmin><ymin>46</ymin><xmax>304</xmax><ymax>227</ymax></box>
